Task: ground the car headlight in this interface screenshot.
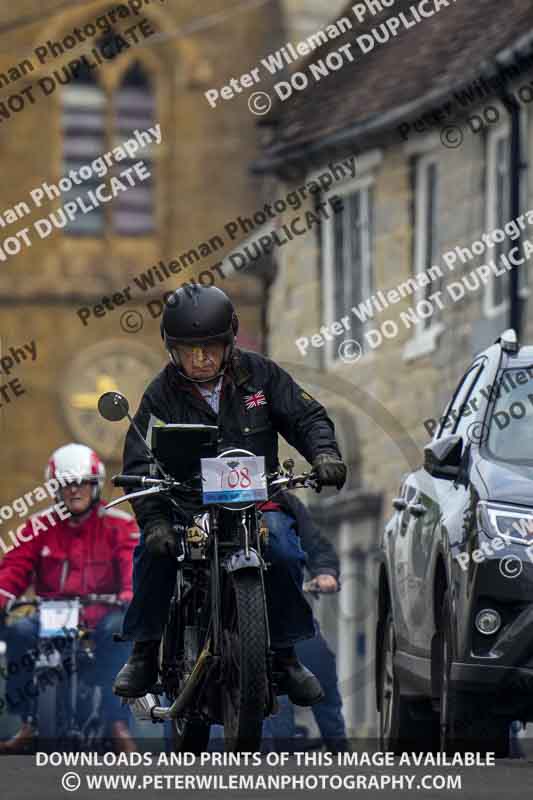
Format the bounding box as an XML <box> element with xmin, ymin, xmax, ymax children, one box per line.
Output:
<box><xmin>478</xmin><ymin>501</ymin><xmax>533</xmax><ymax>545</ymax></box>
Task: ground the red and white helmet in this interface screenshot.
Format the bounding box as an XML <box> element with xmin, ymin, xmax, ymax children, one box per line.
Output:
<box><xmin>45</xmin><ymin>443</ymin><xmax>106</xmax><ymax>502</ymax></box>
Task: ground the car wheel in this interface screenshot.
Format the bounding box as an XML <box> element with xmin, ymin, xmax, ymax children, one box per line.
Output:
<box><xmin>379</xmin><ymin>609</ymin><xmax>438</xmax><ymax>754</ymax></box>
<box><xmin>439</xmin><ymin>591</ymin><xmax>509</xmax><ymax>757</ymax></box>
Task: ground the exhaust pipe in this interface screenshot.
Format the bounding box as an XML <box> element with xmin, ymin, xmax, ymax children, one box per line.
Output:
<box><xmin>127</xmin><ymin>644</ymin><xmax>213</xmax><ymax>723</ymax></box>
<box><xmin>127</xmin><ymin>693</ymin><xmax>161</xmax><ymax>721</ymax></box>
<box><xmin>152</xmin><ymin>644</ymin><xmax>212</xmax><ymax>721</ymax></box>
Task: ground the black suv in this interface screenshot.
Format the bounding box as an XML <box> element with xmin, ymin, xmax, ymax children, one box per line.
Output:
<box><xmin>376</xmin><ymin>330</ymin><xmax>533</xmax><ymax>756</ymax></box>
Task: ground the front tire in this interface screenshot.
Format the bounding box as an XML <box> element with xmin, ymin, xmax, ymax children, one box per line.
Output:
<box><xmin>221</xmin><ymin>570</ymin><xmax>268</xmax><ymax>752</ymax></box>
<box><xmin>36</xmin><ymin>667</ymin><xmax>67</xmax><ymax>753</ymax></box>
<box><xmin>439</xmin><ymin>591</ymin><xmax>509</xmax><ymax>757</ymax></box>
<box><xmin>172</xmin><ymin>718</ymin><xmax>211</xmax><ymax>755</ymax></box>
<box><xmin>379</xmin><ymin>609</ymin><xmax>438</xmax><ymax>753</ymax></box>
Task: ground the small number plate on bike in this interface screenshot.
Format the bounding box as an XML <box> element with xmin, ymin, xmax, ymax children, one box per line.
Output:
<box><xmin>39</xmin><ymin>600</ymin><xmax>80</xmax><ymax>638</ymax></box>
<box><xmin>201</xmin><ymin>456</ymin><xmax>267</xmax><ymax>504</ymax></box>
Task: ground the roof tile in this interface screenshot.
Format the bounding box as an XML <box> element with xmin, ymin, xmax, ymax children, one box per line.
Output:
<box><xmin>258</xmin><ymin>0</ymin><xmax>533</xmax><ymax>167</ymax></box>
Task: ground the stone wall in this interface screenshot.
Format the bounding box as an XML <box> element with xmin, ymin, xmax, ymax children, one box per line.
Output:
<box><xmin>0</xmin><ymin>0</ymin><xmax>279</xmax><ymax>505</ymax></box>
<box><xmin>267</xmin><ymin>94</ymin><xmax>533</xmax><ymax>524</ymax></box>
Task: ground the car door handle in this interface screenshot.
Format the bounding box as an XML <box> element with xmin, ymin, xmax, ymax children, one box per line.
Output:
<box><xmin>408</xmin><ymin>502</ymin><xmax>427</xmax><ymax>518</ymax></box>
<box><xmin>392</xmin><ymin>497</ymin><xmax>407</xmax><ymax>511</ymax></box>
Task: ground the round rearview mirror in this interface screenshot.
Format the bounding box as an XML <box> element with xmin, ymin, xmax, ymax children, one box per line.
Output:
<box><xmin>98</xmin><ymin>392</ymin><xmax>130</xmax><ymax>422</ymax></box>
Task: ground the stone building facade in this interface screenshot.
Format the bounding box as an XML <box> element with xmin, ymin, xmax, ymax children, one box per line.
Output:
<box><xmin>255</xmin><ymin>0</ymin><xmax>533</xmax><ymax>735</ymax></box>
<box><xmin>0</xmin><ymin>0</ymin><xmax>284</xmax><ymax>503</ymax></box>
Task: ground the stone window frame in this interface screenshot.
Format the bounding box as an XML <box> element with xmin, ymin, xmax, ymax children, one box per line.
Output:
<box><xmin>61</xmin><ymin>59</ymin><xmax>157</xmax><ymax>237</ymax></box>
<box><xmin>321</xmin><ymin>150</ymin><xmax>381</xmax><ymax>371</ymax></box>
<box><xmin>62</xmin><ymin>52</ymin><xmax>158</xmax><ymax>239</ymax></box>
<box><xmin>483</xmin><ymin>110</ymin><xmax>529</xmax><ymax>319</ymax></box>
<box><xmin>62</xmin><ymin>74</ymin><xmax>107</xmax><ymax>237</ymax></box>
<box><xmin>107</xmin><ymin>60</ymin><xmax>157</xmax><ymax>237</ymax></box>
<box><xmin>31</xmin><ymin>8</ymin><xmax>170</xmax><ymax>249</ymax></box>
<box><xmin>485</xmin><ymin>121</ymin><xmax>512</xmax><ymax>318</ymax></box>
<box><xmin>403</xmin><ymin>149</ymin><xmax>444</xmax><ymax>363</ymax></box>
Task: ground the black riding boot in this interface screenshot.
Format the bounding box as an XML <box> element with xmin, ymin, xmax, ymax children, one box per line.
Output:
<box><xmin>113</xmin><ymin>640</ymin><xmax>159</xmax><ymax>698</ymax></box>
<box><xmin>273</xmin><ymin>646</ymin><xmax>325</xmax><ymax>707</ymax></box>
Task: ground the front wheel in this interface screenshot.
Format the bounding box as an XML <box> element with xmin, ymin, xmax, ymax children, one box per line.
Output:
<box><xmin>36</xmin><ymin>667</ymin><xmax>68</xmax><ymax>753</ymax></box>
<box><xmin>172</xmin><ymin>718</ymin><xmax>211</xmax><ymax>755</ymax></box>
<box><xmin>221</xmin><ymin>570</ymin><xmax>268</xmax><ymax>752</ymax></box>
<box><xmin>439</xmin><ymin>591</ymin><xmax>509</xmax><ymax>757</ymax></box>
<box><xmin>378</xmin><ymin>609</ymin><xmax>438</xmax><ymax>754</ymax></box>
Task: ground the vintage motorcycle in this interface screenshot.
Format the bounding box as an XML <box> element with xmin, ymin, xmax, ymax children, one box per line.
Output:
<box><xmin>5</xmin><ymin>593</ymin><xmax>124</xmax><ymax>752</ymax></box>
<box><xmin>98</xmin><ymin>390</ymin><xmax>320</xmax><ymax>753</ymax></box>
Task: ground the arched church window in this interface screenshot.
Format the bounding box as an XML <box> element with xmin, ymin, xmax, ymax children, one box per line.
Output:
<box><xmin>60</xmin><ymin>32</ymin><xmax>156</xmax><ymax>237</ymax></box>
<box><xmin>112</xmin><ymin>61</ymin><xmax>155</xmax><ymax>235</ymax></box>
<box><xmin>62</xmin><ymin>67</ymin><xmax>106</xmax><ymax>235</ymax></box>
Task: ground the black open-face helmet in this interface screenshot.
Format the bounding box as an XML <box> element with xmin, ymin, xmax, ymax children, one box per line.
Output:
<box><xmin>160</xmin><ymin>285</ymin><xmax>239</xmax><ymax>382</ymax></box>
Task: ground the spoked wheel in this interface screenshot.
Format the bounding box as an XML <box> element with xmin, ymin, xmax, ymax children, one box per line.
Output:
<box><xmin>168</xmin><ymin>614</ymin><xmax>211</xmax><ymax>756</ymax></box>
<box><xmin>36</xmin><ymin>667</ymin><xmax>68</xmax><ymax>753</ymax></box>
<box><xmin>172</xmin><ymin>717</ymin><xmax>211</xmax><ymax>755</ymax></box>
<box><xmin>379</xmin><ymin>609</ymin><xmax>438</xmax><ymax>754</ymax></box>
<box><xmin>439</xmin><ymin>591</ymin><xmax>509</xmax><ymax>757</ymax></box>
<box><xmin>220</xmin><ymin>571</ymin><xmax>268</xmax><ymax>752</ymax></box>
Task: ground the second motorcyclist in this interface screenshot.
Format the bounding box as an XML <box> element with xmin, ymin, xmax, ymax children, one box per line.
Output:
<box><xmin>0</xmin><ymin>444</ymin><xmax>139</xmax><ymax>754</ymax></box>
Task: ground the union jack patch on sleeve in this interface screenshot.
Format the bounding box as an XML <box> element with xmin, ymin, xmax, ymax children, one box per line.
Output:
<box><xmin>244</xmin><ymin>390</ymin><xmax>267</xmax><ymax>409</ymax></box>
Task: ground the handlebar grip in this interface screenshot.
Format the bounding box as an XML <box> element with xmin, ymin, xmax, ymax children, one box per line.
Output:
<box><xmin>6</xmin><ymin>598</ymin><xmax>38</xmax><ymax>612</ymax></box>
<box><xmin>112</xmin><ymin>475</ymin><xmax>144</xmax><ymax>488</ymax></box>
<box><xmin>84</xmin><ymin>594</ymin><xmax>119</xmax><ymax>605</ymax></box>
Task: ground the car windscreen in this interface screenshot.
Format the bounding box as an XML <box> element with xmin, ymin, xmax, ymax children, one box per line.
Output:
<box><xmin>487</xmin><ymin>367</ymin><xmax>533</xmax><ymax>462</ymax></box>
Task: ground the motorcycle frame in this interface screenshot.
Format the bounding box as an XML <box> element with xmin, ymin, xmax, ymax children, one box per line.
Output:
<box><xmin>31</xmin><ymin>630</ymin><xmax>102</xmax><ymax>745</ymax></box>
<box><xmin>149</xmin><ymin>502</ymin><xmax>273</xmax><ymax>723</ymax></box>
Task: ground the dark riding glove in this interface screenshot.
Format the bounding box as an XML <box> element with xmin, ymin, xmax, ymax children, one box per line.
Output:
<box><xmin>144</xmin><ymin>519</ymin><xmax>177</xmax><ymax>558</ymax></box>
<box><xmin>313</xmin><ymin>453</ymin><xmax>347</xmax><ymax>491</ymax></box>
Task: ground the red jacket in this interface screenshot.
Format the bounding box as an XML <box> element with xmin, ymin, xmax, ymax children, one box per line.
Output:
<box><xmin>0</xmin><ymin>502</ymin><xmax>139</xmax><ymax>628</ymax></box>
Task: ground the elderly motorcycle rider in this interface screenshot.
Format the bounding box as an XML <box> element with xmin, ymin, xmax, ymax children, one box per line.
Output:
<box><xmin>114</xmin><ymin>285</ymin><xmax>347</xmax><ymax>706</ymax></box>
<box><xmin>0</xmin><ymin>444</ymin><xmax>139</xmax><ymax>754</ymax></box>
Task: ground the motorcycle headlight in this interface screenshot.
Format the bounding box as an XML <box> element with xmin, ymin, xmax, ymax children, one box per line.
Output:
<box><xmin>478</xmin><ymin>501</ymin><xmax>533</xmax><ymax>545</ymax></box>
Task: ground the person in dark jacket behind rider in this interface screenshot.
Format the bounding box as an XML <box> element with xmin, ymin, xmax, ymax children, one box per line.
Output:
<box><xmin>271</xmin><ymin>492</ymin><xmax>349</xmax><ymax>752</ymax></box>
<box><xmin>113</xmin><ymin>285</ymin><xmax>347</xmax><ymax>707</ymax></box>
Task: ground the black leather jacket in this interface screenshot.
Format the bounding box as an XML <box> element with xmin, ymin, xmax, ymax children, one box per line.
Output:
<box><xmin>123</xmin><ymin>348</ymin><xmax>342</xmax><ymax>529</ymax></box>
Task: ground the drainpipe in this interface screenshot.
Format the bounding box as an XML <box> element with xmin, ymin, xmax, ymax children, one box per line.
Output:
<box><xmin>506</xmin><ymin>93</ymin><xmax>523</xmax><ymax>338</ymax></box>
<box><xmin>496</xmin><ymin>62</ymin><xmax>527</xmax><ymax>339</ymax></box>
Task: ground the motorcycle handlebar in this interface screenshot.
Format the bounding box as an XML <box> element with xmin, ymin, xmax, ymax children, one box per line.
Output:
<box><xmin>83</xmin><ymin>594</ymin><xmax>122</xmax><ymax>605</ymax></box>
<box><xmin>113</xmin><ymin>475</ymin><xmax>149</xmax><ymax>488</ymax></box>
<box><xmin>112</xmin><ymin>475</ymin><xmax>179</xmax><ymax>489</ymax></box>
<box><xmin>6</xmin><ymin>594</ymin><xmax>124</xmax><ymax>612</ymax></box>
<box><xmin>268</xmin><ymin>471</ymin><xmax>318</xmax><ymax>490</ymax></box>
<box><xmin>6</xmin><ymin>597</ymin><xmax>38</xmax><ymax>611</ymax></box>
<box><xmin>112</xmin><ymin>471</ymin><xmax>317</xmax><ymax>492</ymax></box>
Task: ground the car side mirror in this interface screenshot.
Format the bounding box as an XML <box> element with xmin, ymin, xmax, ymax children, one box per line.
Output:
<box><xmin>423</xmin><ymin>435</ymin><xmax>463</xmax><ymax>480</ymax></box>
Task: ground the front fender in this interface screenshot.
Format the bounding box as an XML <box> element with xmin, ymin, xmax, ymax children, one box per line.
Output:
<box><xmin>222</xmin><ymin>548</ymin><xmax>265</xmax><ymax>573</ymax></box>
